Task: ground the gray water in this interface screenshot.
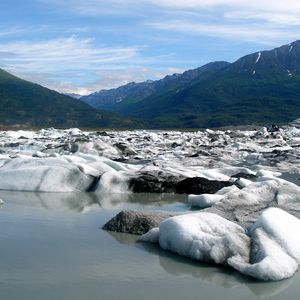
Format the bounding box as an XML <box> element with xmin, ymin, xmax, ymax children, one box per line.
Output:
<box><xmin>0</xmin><ymin>191</ymin><xmax>299</xmax><ymax>300</ymax></box>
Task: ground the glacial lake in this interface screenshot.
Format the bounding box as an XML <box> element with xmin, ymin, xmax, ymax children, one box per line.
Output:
<box><xmin>0</xmin><ymin>191</ymin><xmax>300</xmax><ymax>300</ymax></box>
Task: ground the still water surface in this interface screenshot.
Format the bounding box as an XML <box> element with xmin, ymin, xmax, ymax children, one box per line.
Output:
<box><xmin>0</xmin><ymin>191</ymin><xmax>299</xmax><ymax>300</ymax></box>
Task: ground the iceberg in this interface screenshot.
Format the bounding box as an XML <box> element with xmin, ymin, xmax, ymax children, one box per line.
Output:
<box><xmin>141</xmin><ymin>208</ymin><xmax>300</xmax><ymax>281</ymax></box>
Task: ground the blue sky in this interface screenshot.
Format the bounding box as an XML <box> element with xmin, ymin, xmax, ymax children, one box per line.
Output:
<box><xmin>1</xmin><ymin>0</ymin><xmax>300</xmax><ymax>95</ymax></box>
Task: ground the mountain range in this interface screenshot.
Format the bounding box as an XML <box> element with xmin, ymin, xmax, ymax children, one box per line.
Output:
<box><xmin>1</xmin><ymin>40</ymin><xmax>300</xmax><ymax>129</ymax></box>
<box><xmin>81</xmin><ymin>40</ymin><xmax>300</xmax><ymax>128</ymax></box>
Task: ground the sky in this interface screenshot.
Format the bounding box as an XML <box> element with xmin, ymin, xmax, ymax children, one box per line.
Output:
<box><xmin>1</xmin><ymin>0</ymin><xmax>300</xmax><ymax>95</ymax></box>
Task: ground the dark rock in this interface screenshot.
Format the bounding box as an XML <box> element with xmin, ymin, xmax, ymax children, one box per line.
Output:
<box><xmin>171</xmin><ymin>142</ymin><xmax>181</xmax><ymax>148</ymax></box>
<box><xmin>175</xmin><ymin>177</ymin><xmax>233</xmax><ymax>194</ymax></box>
<box><xmin>103</xmin><ymin>210</ymin><xmax>181</xmax><ymax>235</ymax></box>
<box><xmin>70</xmin><ymin>143</ymin><xmax>79</xmax><ymax>153</ymax></box>
<box><xmin>114</xmin><ymin>143</ymin><xmax>137</xmax><ymax>156</ymax></box>
<box><xmin>231</xmin><ymin>173</ymin><xmax>257</xmax><ymax>180</ymax></box>
<box><xmin>129</xmin><ymin>171</ymin><xmax>232</xmax><ymax>194</ymax></box>
<box><xmin>86</xmin><ymin>176</ymin><xmax>101</xmax><ymax>192</ymax></box>
<box><xmin>74</xmin><ymin>136</ymin><xmax>90</xmax><ymax>143</ymax></box>
<box><xmin>129</xmin><ymin>172</ymin><xmax>184</xmax><ymax>193</ymax></box>
<box><xmin>187</xmin><ymin>148</ymin><xmax>212</xmax><ymax>158</ymax></box>
<box><xmin>188</xmin><ymin>152</ymin><xmax>199</xmax><ymax>158</ymax></box>
<box><xmin>5</xmin><ymin>142</ymin><xmax>20</xmax><ymax>147</ymax></box>
<box><xmin>96</xmin><ymin>131</ymin><xmax>110</xmax><ymax>136</ymax></box>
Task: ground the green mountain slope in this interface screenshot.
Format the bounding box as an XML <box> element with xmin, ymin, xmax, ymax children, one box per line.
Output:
<box><xmin>82</xmin><ymin>40</ymin><xmax>300</xmax><ymax>128</ymax></box>
<box><xmin>0</xmin><ymin>69</ymin><xmax>140</xmax><ymax>128</ymax></box>
<box><xmin>81</xmin><ymin>61</ymin><xmax>230</xmax><ymax>113</ymax></box>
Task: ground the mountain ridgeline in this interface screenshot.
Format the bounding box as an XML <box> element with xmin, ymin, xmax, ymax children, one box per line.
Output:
<box><xmin>0</xmin><ymin>69</ymin><xmax>140</xmax><ymax>128</ymax></box>
<box><xmin>81</xmin><ymin>40</ymin><xmax>300</xmax><ymax>128</ymax></box>
<box><xmin>81</xmin><ymin>61</ymin><xmax>230</xmax><ymax>111</ymax></box>
<box><xmin>2</xmin><ymin>40</ymin><xmax>300</xmax><ymax>129</ymax></box>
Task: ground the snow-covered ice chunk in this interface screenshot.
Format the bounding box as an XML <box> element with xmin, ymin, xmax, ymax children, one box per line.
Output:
<box><xmin>229</xmin><ymin>208</ymin><xmax>300</xmax><ymax>281</ymax></box>
<box><xmin>140</xmin><ymin>227</ymin><xmax>160</xmax><ymax>243</ymax></box>
<box><xmin>142</xmin><ymin>212</ymin><xmax>250</xmax><ymax>265</ymax></box>
<box><xmin>78</xmin><ymin>141</ymin><xmax>120</xmax><ymax>158</ymax></box>
<box><xmin>256</xmin><ymin>169</ymin><xmax>281</xmax><ymax>178</ymax></box>
<box><xmin>141</xmin><ymin>208</ymin><xmax>300</xmax><ymax>281</ymax></box>
<box><xmin>251</xmin><ymin>207</ymin><xmax>300</xmax><ymax>262</ymax></box>
<box><xmin>235</xmin><ymin>177</ymin><xmax>253</xmax><ymax>188</ymax></box>
<box><xmin>215</xmin><ymin>185</ymin><xmax>239</xmax><ymax>195</ymax></box>
<box><xmin>188</xmin><ymin>194</ymin><xmax>224</xmax><ymax>208</ymax></box>
<box><xmin>0</xmin><ymin>157</ymin><xmax>94</xmax><ymax>192</ymax></box>
<box><xmin>215</xmin><ymin>177</ymin><xmax>300</xmax><ymax>209</ymax></box>
<box><xmin>95</xmin><ymin>170</ymin><xmax>129</xmax><ymax>194</ymax></box>
<box><xmin>245</xmin><ymin>153</ymin><xmax>261</xmax><ymax>163</ymax></box>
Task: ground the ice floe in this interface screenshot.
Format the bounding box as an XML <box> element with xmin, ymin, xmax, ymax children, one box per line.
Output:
<box><xmin>141</xmin><ymin>208</ymin><xmax>300</xmax><ymax>281</ymax></box>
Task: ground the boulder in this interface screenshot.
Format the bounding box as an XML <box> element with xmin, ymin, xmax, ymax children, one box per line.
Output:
<box><xmin>114</xmin><ymin>143</ymin><xmax>137</xmax><ymax>156</ymax></box>
<box><xmin>129</xmin><ymin>171</ymin><xmax>232</xmax><ymax>194</ymax></box>
<box><xmin>102</xmin><ymin>210</ymin><xmax>182</xmax><ymax>235</ymax></box>
<box><xmin>175</xmin><ymin>177</ymin><xmax>233</xmax><ymax>194</ymax></box>
<box><xmin>128</xmin><ymin>172</ymin><xmax>183</xmax><ymax>193</ymax></box>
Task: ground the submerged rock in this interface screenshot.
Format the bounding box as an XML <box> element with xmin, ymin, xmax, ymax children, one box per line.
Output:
<box><xmin>102</xmin><ymin>210</ymin><xmax>181</xmax><ymax>235</ymax></box>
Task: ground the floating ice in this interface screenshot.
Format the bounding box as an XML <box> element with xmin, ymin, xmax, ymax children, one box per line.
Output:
<box><xmin>188</xmin><ymin>194</ymin><xmax>224</xmax><ymax>208</ymax></box>
<box><xmin>141</xmin><ymin>208</ymin><xmax>300</xmax><ymax>281</ymax></box>
<box><xmin>0</xmin><ymin>157</ymin><xmax>94</xmax><ymax>192</ymax></box>
<box><xmin>229</xmin><ymin>208</ymin><xmax>300</xmax><ymax>281</ymax></box>
<box><xmin>141</xmin><ymin>212</ymin><xmax>250</xmax><ymax>265</ymax></box>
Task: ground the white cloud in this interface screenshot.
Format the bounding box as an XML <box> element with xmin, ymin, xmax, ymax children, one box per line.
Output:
<box><xmin>149</xmin><ymin>20</ymin><xmax>300</xmax><ymax>45</ymax></box>
<box><xmin>0</xmin><ymin>36</ymin><xmax>147</xmax><ymax>94</ymax></box>
<box><xmin>0</xmin><ymin>36</ymin><xmax>138</xmax><ymax>72</ymax></box>
<box><xmin>36</xmin><ymin>0</ymin><xmax>300</xmax><ymax>38</ymax></box>
<box><xmin>10</xmin><ymin>67</ymin><xmax>183</xmax><ymax>95</ymax></box>
<box><xmin>147</xmin><ymin>0</ymin><xmax>300</xmax><ymax>13</ymax></box>
<box><xmin>0</xmin><ymin>36</ymin><xmax>183</xmax><ymax>94</ymax></box>
<box><xmin>224</xmin><ymin>11</ymin><xmax>300</xmax><ymax>26</ymax></box>
<box><xmin>38</xmin><ymin>0</ymin><xmax>300</xmax><ymax>16</ymax></box>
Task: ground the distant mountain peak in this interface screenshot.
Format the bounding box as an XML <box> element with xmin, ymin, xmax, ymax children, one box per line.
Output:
<box><xmin>80</xmin><ymin>61</ymin><xmax>230</xmax><ymax>111</ymax></box>
<box><xmin>80</xmin><ymin>40</ymin><xmax>300</xmax><ymax>128</ymax></box>
<box><xmin>226</xmin><ymin>40</ymin><xmax>300</xmax><ymax>79</ymax></box>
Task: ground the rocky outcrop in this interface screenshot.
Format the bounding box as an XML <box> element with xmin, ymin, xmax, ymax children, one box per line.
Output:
<box><xmin>175</xmin><ymin>177</ymin><xmax>233</xmax><ymax>194</ymax></box>
<box><xmin>129</xmin><ymin>171</ymin><xmax>232</xmax><ymax>194</ymax></box>
<box><xmin>128</xmin><ymin>172</ymin><xmax>183</xmax><ymax>193</ymax></box>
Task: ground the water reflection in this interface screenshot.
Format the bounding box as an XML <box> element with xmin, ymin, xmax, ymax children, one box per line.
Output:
<box><xmin>0</xmin><ymin>191</ymin><xmax>187</xmax><ymax>213</ymax></box>
<box><xmin>0</xmin><ymin>191</ymin><xmax>99</xmax><ymax>213</ymax></box>
<box><xmin>107</xmin><ymin>230</ymin><xmax>294</xmax><ymax>298</ymax></box>
<box><xmin>0</xmin><ymin>190</ymin><xmax>295</xmax><ymax>299</ymax></box>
